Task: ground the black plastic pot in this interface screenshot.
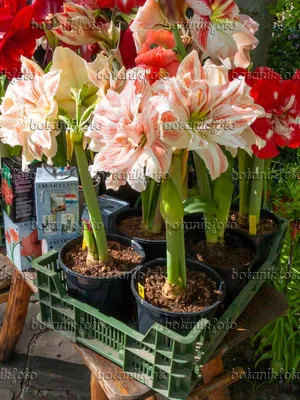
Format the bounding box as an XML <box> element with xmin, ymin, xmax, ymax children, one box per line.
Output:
<box><xmin>112</xmin><ymin>208</ymin><xmax>166</xmax><ymax>262</ymax></box>
<box><xmin>131</xmin><ymin>259</ymin><xmax>225</xmax><ymax>335</ymax></box>
<box><xmin>249</xmin><ymin>210</ymin><xmax>283</xmax><ymax>270</ymax></box>
<box><xmin>186</xmin><ymin>229</ymin><xmax>258</xmax><ymax>303</ymax></box>
<box><xmin>59</xmin><ymin>234</ymin><xmax>145</xmax><ymax>322</ymax></box>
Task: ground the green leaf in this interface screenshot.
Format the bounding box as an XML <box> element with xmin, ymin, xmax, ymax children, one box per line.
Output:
<box><xmin>183</xmin><ymin>195</ymin><xmax>218</xmax><ymax>215</ymax></box>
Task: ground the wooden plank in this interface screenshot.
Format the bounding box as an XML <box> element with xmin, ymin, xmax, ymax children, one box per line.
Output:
<box><xmin>0</xmin><ymin>268</ymin><xmax>33</xmax><ymax>362</ymax></box>
<box><xmin>211</xmin><ymin>284</ymin><xmax>288</xmax><ymax>359</ymax></box>
<box><xmin>75</xmin><ymin>345</ymin><xmax>153</xmax><ymax>400</ymax></box>
<box><xmin>201</xmin><ymin>357</ymin><xmax>231</xmax><ymax>400</ymax></box>
<box><xmin>189</xmin><ymin>367</ymin><xmax>244</xmax><ymax>400</ymax></box>
<box><xmin>0</xmin><ymin>290</ymin><xmax>9</xmax><ymax>304</ymax></box>
<box><xmin>91</xmin><ymin>373</ymin><xmax>109</xmax><ymax>400</ymax></box>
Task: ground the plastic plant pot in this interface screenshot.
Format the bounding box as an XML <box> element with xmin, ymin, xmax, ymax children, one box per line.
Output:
<box><xmin>131</xmin><ymin>258</ymin><xmax>225</xmax><ymax>335</ymax></box>
<box><xmin>186</xmin><ymin>229</ymin><xmax>258</xmax><ymax>303</ymax></box>
<box><xmin>59</xmin><ymin>234</ymin><xmax>145</xmax><ymax>322</ymax></box>
<box><xmin>112</xmin><ymin>208</ymin><xmax>166</xmax><ymax>262</ymax></box>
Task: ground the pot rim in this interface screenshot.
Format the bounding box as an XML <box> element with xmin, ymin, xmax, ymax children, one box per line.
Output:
<box><xmin>59</xmin><ymin>234</ymin><xmax>146</xmax><ymax>281</ymax></box>
<box><xmin>131</xmin><ymin>258</ymin><xmax>226</xmax><ymax>318</ymax></box>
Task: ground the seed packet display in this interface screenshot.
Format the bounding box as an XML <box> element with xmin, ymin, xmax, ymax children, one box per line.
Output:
<box><xmin>35</xmin><ymin>167</ymin><xmax>80</xmax><ymax>240</ymax></box>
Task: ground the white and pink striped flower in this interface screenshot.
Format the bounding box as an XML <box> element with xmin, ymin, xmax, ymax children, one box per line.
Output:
<box><xmin>0</xmin><ymin>57</ymin><xmax>61</xmax><ymax>169</ymax></box>
<box><xmin>153</xmin><ymin>51</ymin><xmax>265</xmax><ymax>179</ymax></box>
<box><xmin>86</xmin><ymin>69</ymin><xmax>172</xmax><ymax>191</ymax></box>
<box><xmin>187</xmin><ymin>0</ymin><xmax>259</xmax><ymax>68</ymax></box>
<box><xmin>50</xmin><ymin>3</ymin><xmax>109</xmax><ymax>46</ymax></box>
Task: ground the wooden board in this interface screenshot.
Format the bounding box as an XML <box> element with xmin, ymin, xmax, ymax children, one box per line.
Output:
<box><xmin>75</xmin><ymin>345</ymin><xmax>154</xmax><ymax>400</ymax></box>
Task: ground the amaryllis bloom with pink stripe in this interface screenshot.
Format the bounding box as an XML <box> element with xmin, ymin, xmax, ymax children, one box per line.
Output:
<box><xmin>152</xmin><ymin>51</ymin><xmax>264</xmax><ymax>179</ymax></box>
<box><xmin>50</xmin><ymin>2</ymin><xmax>109</xmax><ymax>46</ymax></box>
<box><xmin>86</xmin><ymin>69</ymin><xmax>172</xmax><ymax>191</ymax></box>
<box><xmin>0</xmin><ymin>57</ymin><xmax>61</xmax><ymax>169</ymax></box>
<box><xmin>187</xmin><ymin>0</ymin><xmax>259</xmax><ymax>68</ymax></box>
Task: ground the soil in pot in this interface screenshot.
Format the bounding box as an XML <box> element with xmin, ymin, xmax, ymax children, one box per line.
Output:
<box><xmin>113</xmin><ymin>209</ymin><xmax>166</xmax><ymax>261</ymax></box>
<box><xmin>62</xmin><ymin>241</ymin><xmax>143</xmax><ymax>278</ymax></box>
<box><xmin>230</xmin><ymin>211</ymin><xmax>279</xmax><ymax>235</ymax></box>
<box><xmin>186</xmin><ymin>230</ymin><xmax>257</xmax><ymax>303</ymax></box>
<box><xmin>142</xmin><ymin>266</ymin><xmax>220</xmax><ymax>313</ymax></box>
<box><xmin>189</xmin><ymin>240</ymin><xmax>254</xmax><ymax>269</ymax></box>
<box><xmin>118</xmin><ymin>215</ymin><xmax>166</xmax><ymax>241</ymax></box>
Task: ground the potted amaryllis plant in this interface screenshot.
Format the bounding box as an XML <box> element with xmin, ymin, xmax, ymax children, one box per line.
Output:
<box><xmin>0</xmin><ymin>46</ymin><xmax>147</xmax><ymax>323</ymax></box>
<box><xmin>229</xmin><ymin>67</ymin><xmax>300</xmax><ymax>262</ymax></box>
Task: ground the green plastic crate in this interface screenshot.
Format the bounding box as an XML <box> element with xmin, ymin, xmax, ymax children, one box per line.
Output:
<box><xmin>32</xmin><ymin>218</ymin><xmax>288</xmax><ymax>400</ymax></box>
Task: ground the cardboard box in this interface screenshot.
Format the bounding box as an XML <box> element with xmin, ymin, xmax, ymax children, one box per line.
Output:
<box><xmin>3</xmin><ymin>211</ymin><xmax>42</xmax><ymax>271</ymax></box>
<box><xmin>42</xmin><ymin>238</ymin><xmax>75</xmax><ymax>254</ymax></box>
<box><xmin>1</xmin><ymin>157</ymin><xmax>37</xmax><ymax>223</ymax></box>
<box><xmin>82</xmin><ymin>195</ymin><xmax>130</xmax><ymax>233</ymax></box>
<box><xmin>35</xmin><ymin>167</ymin><xmax>80</xmax><ymax>240</ymax></box>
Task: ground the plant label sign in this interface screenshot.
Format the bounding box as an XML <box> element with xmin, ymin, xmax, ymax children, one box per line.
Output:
<box><xmin>3</xmin><ymin>211</ymin><xmax>42</xmax><ymax>271</ymax></box>
<box><xmin>35</xmin><ymin>167</ymin><xmax>80</xmax><ymax>240</ymax></box>
<box><xmin>1</xmin><ymin>157</ymin><xmax>38</xmax><ymax>223</ymax></box>
<box><xmin>81</xmin><ymin>194</ymin><xmax>130</xmax><ymax>233</ymax></box>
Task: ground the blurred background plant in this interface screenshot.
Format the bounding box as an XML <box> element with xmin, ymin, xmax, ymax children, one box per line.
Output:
<box><xmin>251</xmin><ymin>148</ymin><xmax>300</xmax><ymax>380</ymax></box>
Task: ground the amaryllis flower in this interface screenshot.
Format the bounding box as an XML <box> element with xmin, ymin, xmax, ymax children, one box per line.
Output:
<box><xmin>50</xmin><ymin>3</ymin><xmax>109</xmax><ymax>46</ymax></box>
<box><xmin>9</xmin><ymin>228</ymin><xmax>19</xmax><ymax>243</ymax></box>
<box><xmin>135</xmin><ymin>30</ymin><xmax>180</xmax><ymax>84</ymax></box>
<box><xmin>21</xmin><ymin>230</ymin><xmax>42</xmax><ymax>258</ymax></box>
<box><xmin>2</xmin><ymin>179</ymin><xmax>14</xmax><ymax>206</ymax></box>
<box><xmin>0</xmin><ymin>56</ymin><xmax>61</xmax><ymax>169</ymax></box>
<box><xmin>153</xmin><ymin>50</ymin><xmax>264</xmax><ymax>179</ymax></box>
<box><xmin>187</xmin><ymin>0</ymin><xmax>259</xmax><ymax>68</ymax></box>
<box><xmin>130</xmin><ymin>0</ymin><xmax>166</xmax><ymax>50</ymax></box>
<box><xmin>86</xmin><ymin>69</ymin><xmax>172</xmax><ymax>191</ymax></box>
<box><xmin>0</xmin><ymin>0</ymin><xmax>63</xmax><ymax>77</ymax></box>
<box><xmin>231</xmin><ymin>68</ymin><xmax>300</xmax><ymax>158</ymax></box>
<box><xmin>2</xmin><ymin>179</ymin><xmax>13</xmax><ymax>206</ymax></box>
<box><xmin>51</xmin><ymin>46</ymin><xmax>121</xmax><ymax>118</ymax></box>
<box><xmin>250</xmin><ymin>77</ymin><xmax>300</xmax><ymax>159</ymax></box>
<box><xmin>120</xmin><ymin>26</ymin><xmax>137</xmax><ymax>69</ymax></box>
<box><xmin>5</xmin><ymin>229</ymin><xmax>11</xmax><ymax>244</ymax></box>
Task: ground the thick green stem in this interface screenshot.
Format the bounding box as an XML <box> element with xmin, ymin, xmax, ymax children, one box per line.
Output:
<box><xmin>150</xmin><ymin>190</ymin><xmax>164</xmax><ymax>234</ymax></box>
<box><xmin>161</xmin><ymin>157</ymin><xmax>187</xmax><ymax>294</ymax></box>
<box><xmin>238</xmin><ymin>149</ymin><xmax>249</xmax><ymax>218</ymax></box>
<box><xmin>141</xmin><ymin>180</ymin><xmax>164</xmax><ymax>234</ymax></box>
<box><xmin>74</xmin><ymin>142</ymin><xmax>109</xmax><ymax>262</ymax></box>
<box><xmin>263</xmin><ymin>159</ymin><xmax>272</xmax><ymax>209</ymax></box>
<box><xmin>172</xmin><ymin>25</ymin><xmax>186</xmax><ymax>60</ymax></box>
<box><xmin>249</xmin><ymin>157</ymin><xmax>265</xmax><ymax>226</ymax></box>
<box><xmin>213</xmin><ymin>155</ymin><xmax>234</xmax><ymax>244</ymax></box>
<box><xmin>193</xmin><ymin>152</ymin><xmax>218</xmax><ymax>244</ymax></box>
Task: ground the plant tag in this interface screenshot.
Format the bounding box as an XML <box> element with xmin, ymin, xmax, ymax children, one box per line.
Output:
<box><xmin>138</xmin><ymin>283</ymin><xmax>145</xmax><ymax>299</ymax></box>
<box><xmin>249</xmin><ymin>215</ymin><xmax>257</xmax><ymax>235</ymax></box>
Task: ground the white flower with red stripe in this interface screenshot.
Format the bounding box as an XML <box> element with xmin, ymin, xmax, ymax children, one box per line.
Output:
<box><xmin>86</xmin><ymin>69</ymin><xmax>172</xmax><ymax>191</ymax></box>
<box><xmin>187</xmin><ymin>0</ymin><xmax>259</xmax><ymax>68</ymax></box>
<box><xmin>0</xmin><ymin>57</ymin><xmax>61</xmax><ymax>169</ymax></box>
<box><xmin>153</xmin><ymin>51</ymin><xmax>264</xmax><ymax>179</ymax></box>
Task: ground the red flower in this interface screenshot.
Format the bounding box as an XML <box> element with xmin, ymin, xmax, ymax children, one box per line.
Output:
<box><xmin>231</xmin><ymin>67</ymin><xmax>300</xmax><ymax>159</ymax></box>
<box><xmin>96</xmin><ymin>0</ymin><xmax>145</xmax><ymax>12</ymax></box>
<box><xmin>135</xmin><ymin>30</ymin><xmax>180</xmax><ymax>84</ymax></box>
<box><xmin>10</xmin><ymin>228</ymin><xmax>19</xmax><ymax>243</ymax></box>
<box><xmin>5</xmin><ymin>229</ymin><xmax>11</xmax><ymax>244</ymax></box>
<box><xmin>1</xmin><ymin>179</ymin><xmax>13</xmax><ymax>206</ymax></box>
<box><xmin>120</xmin><ymin>26</ymin><xmax>137</xmax><ymax>69</ymax></box>
<box><xmin>21</xmin><ymin>230</ymin><xmax>42</xmax><ymax>258</ymax></box>
<box><xmin>0</xmin><ymin>0</ymin><xmax>63</xmax><ymax>77</ymax></box>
